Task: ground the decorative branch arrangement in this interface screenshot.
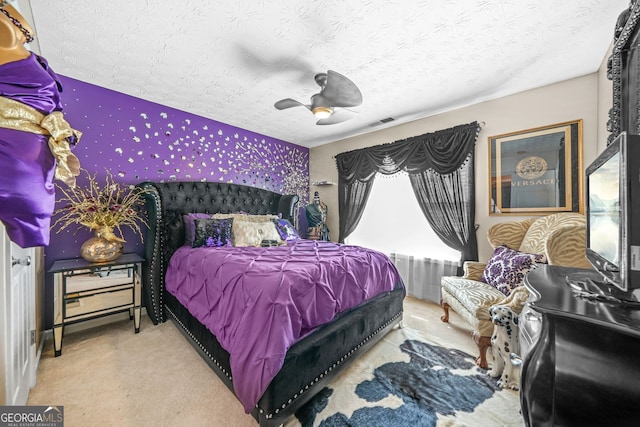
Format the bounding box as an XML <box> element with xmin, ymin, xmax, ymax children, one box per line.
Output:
<box><xmin>52</xmin><ymin>169</ymin><xmax>149</xmax><ymax>242</ymax></box>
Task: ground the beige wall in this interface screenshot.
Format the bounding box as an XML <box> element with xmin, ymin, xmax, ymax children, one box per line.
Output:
<box><xmin>311</xmin><ymin>70</ymin><xmax>614</xmax><ymax>262</ymax></box>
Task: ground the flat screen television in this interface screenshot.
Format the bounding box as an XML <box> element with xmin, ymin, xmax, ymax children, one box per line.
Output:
<box><xmin>585</xmin><ymin>131</ymin><xmax>640</xmax><ymax>295</ymax></box>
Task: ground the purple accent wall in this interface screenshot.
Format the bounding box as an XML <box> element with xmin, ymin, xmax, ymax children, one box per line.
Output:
<box><xmin>44</xmin><ymin>76</ymin><xmax>309</xmax><ymax>327</ymax></box>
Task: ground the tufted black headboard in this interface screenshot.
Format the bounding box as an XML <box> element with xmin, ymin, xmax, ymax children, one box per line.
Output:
<box><xmin>137</xmin><ymin>181</ymin><xmax>299</xmax><ymax>325</ymax></box>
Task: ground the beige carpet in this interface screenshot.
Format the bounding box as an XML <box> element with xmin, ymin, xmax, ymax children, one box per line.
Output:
<box><xmin>27</xmin><ymin>297</ymin><xmax>521</xmax><ymax>427</ymax></box>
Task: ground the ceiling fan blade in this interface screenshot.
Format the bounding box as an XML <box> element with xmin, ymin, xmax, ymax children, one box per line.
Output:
<box><xmin>316</xmin><ymin>108</ymin><xmax>357</xmax><ymax>125</ymax></box>
<box><xmin>321</xmin><ymin>70</ymin><xmax>363</xmax><ymax>108</ymax></box>
<box><xmin>274</xmin><ymin>98</ymin><xmax>309</xmax><ymax>110</ymax></box>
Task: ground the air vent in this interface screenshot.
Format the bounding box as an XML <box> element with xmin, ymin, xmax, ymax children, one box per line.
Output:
<box><xmin>368</xmin><ymin>117</ymin><xmax>395</xmax><ymax>127</ymax></box>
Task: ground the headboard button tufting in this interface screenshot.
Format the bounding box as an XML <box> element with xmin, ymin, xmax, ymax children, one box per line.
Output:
<box><xmin>137</xmin><ymin>180</ymin><xmax>298</xmax><ymax>326</ymax></box>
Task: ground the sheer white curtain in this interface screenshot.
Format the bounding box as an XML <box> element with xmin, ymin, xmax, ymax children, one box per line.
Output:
<box><xmin>345</xmin><ymin>173</ymin><xmax>460</xmax><ymax>303</ymax></box>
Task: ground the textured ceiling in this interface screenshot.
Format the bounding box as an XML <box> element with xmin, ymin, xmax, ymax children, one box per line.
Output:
<box><xmin>23</xmin><ymin>0</ymin><xmax>628</xmax><ymax>148</ymax></box>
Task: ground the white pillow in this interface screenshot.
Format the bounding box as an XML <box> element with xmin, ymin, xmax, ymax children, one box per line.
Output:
<box><xmin>212</xmin><ymin>213</ymin><xmax>279</xmax><ymax>223</ymax></box>
<box><xmin>232</xmin><ymin>220</ymin><xmax>282</xmax><ymax>247</ymax></box>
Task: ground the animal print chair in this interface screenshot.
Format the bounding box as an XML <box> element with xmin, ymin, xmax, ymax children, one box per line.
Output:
<box><xmin>440</xmin><ymin>212</ymin><xmax>591</xmax><ymax>369</ymax></box>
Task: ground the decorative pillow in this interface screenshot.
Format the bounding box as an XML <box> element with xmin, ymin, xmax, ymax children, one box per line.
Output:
<box><xmin>212</xmin><ymin>213</ymin><xmax>279</xmax><ymax>223</ymax></box>
<box><xmin>183</xmin><ymin>213</ymin><xmax>213</xmax><ymax>246</ymax></box>
<box><xmin>233</xmin><ymin>220</ymin><xmax>282</xmax><ymax>247</ymax></box>
<box><xmin>272</xmin><ymin>218</ymin><xmax>300</xmax><ymax>241</ymax></box>
<box><xmin>192</xmin><ymin>218</ymin><xmax>234</xmax><ymax>248</ymax></box>
<box><xmin>232</xmin><ymin>211</ymin><xmax>283</xmax><ymax>219</ymax></box>
<box><xmin>481</xmin><ymin>245</ymin><xmax>547</xmax><ymax>295</ymax></box>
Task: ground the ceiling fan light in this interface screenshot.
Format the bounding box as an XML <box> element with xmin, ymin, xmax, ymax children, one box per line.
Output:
<box><xmin>312</xmin><ymin>106</ymin><xmax>333</xmax><ymax>119</ymax></box>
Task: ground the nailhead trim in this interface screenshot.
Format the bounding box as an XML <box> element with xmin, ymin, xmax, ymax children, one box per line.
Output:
<box><xmin>142</xmin><ymin>185</ymin><xmax>162</xmax><ymax>323</ymax></box>
<box><xmin>166</xmin><ymin>305</ymin><xmax>232</xmax><ymax>381</ymax></box>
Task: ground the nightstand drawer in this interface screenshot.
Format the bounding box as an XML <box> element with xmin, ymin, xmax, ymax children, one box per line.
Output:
<box><xmin>66</xmin><ymin>268</ymin><xmax>134</xmax><ymax>293</ymax></box>
<box><xmin>65</xmin><ymin>288</ymin><xmax>133</xmax><ymax>319</ymax></box>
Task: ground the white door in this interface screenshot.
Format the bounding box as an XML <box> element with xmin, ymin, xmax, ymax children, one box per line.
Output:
<box><xmin>0</xmin><ymin>224</ymin><xmax>36</xmax><ymax>405</ymax></box>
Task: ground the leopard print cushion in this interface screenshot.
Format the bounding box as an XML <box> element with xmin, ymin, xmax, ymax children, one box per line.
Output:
<box><xmin>481</xmin><ymin>244</ymin><xmax>547</xmax><ymax>295</ymax></box>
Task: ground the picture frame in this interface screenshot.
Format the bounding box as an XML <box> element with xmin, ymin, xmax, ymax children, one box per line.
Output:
<box><xmin>489</xmin><ymin>119</ymin><xmax>583</xmax><ymax>215</ymax></box>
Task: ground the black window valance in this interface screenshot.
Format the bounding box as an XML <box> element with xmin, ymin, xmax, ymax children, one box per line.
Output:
<box><xmin>335</xmin><ymin>121</ymin><xmax>478</xmax><ymax>183</ymax></box>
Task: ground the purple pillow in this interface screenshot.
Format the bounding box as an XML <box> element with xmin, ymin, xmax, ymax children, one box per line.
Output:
<box><xmin>272</xmin><ymin>219</ymin><xmax>300</xmax><ymax>241</ymax></box>
<box><xmin>481</xmin><ymin>245</ymin><xmax>547</xmax><ymax>295</ymax></box>
<box><xmin>192</xmin><ymin>218</ymin><xmax>234</xmax><ymax>248</ymax></box>
<box><xmin>183</xmin><ymin>213</ymin><xmax>213</xmax><ymax>246</ymax></box>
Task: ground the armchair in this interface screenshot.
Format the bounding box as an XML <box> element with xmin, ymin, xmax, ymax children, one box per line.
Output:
<box><xmin>440</xmin><ymin>212</ymin><xmax>591</xmax><ymax>368</ymax></box>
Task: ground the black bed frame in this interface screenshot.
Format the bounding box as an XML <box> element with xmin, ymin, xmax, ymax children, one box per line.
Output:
<box><xmin>137</xmin><ymin>181</ymin><xmax>405</xmax><ymax>426</ymax></box>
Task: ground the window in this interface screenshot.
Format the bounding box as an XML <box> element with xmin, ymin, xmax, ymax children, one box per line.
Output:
<box><xmin>345</xmin><ymin>172</ymin><xmax>461</xmax><ymax>261</ymax></box>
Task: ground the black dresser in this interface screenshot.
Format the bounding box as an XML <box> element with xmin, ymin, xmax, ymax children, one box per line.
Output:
<box><xmin>520</xmin><ymin>264</ymin><xmax>640</xmax><ymax>426</ymax></box>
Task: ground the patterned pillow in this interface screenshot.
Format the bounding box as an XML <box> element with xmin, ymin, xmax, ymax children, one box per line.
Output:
<box><xmin>233</xmin><ymin>220</ymin><xmax>282</xmax><ymax>247</ymax></box>
<box><xmin>272</xmin><ymin>219</ymin><xmax>300</xmax><ymax>241</ymax></box>
<box><xmin>192</xmin><ymin>218</ymin><xmax>234</xmax><ymax>248</ymax></box>
<box><xmin>183</xmin><ymin>213</ymin><xmax>213</xmax><ymax>246</ymax></box>
<box><xmin>481</xmin><ymin>245</ymin><xmax>547</xmax><ymax>295</ymax></box>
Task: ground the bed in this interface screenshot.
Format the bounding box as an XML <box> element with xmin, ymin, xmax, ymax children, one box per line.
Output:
<box><xmin>137</xmin><ymin>181</ymin><xmax>405</xmax><ymax>426</ymax></box>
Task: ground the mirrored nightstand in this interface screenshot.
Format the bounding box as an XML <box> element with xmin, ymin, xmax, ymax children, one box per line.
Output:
<box><xmin>48</xmin><ymin>253</ymin><xmax>143</xmax><ymax>356</ymax></box>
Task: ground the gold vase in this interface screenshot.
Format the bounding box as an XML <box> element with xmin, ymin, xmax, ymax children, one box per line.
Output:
<box><xmin>80</xmin><ymin>229</ymin><xmax>124</xmax><ymax>263</ymax></box>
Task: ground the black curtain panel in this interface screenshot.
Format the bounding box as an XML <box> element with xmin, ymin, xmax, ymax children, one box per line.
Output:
<box><xmin>335</xmin><ymin>121</ymin><xmax>480</xmax><ymax>262</ymax></box>
<box><xmin>408</xmin><ymin>154</ymin><xmax>478</xmax><ymax>262</ymax></box>
<box><xmin>337</xmin><ymin>178</ymin><xmax>375</xmax><ymax>243</ymax></box>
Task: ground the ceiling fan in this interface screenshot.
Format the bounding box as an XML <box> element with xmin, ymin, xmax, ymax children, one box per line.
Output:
<box><xmin>274</xmin><ymin>70</ymin><xmax>363</xmax><ymax>125</ymax></box>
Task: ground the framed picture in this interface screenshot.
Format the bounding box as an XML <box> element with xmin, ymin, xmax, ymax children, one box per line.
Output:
<box><xmin>489</xmin><ymin>120</ymin><xmax>583</xmax><ymax>215</ymax></box>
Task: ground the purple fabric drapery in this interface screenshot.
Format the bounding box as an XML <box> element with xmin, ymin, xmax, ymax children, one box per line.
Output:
<box><xmin>0</xmin><ymin>54</ymin><xmax>65</xmax><ymax>247</ymax></box>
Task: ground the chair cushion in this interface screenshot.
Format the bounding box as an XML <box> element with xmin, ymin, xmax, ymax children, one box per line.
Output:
<box><xmin>519</xmin><ymin>212</ymin><xmax>586</xmax><ymax>255</ymax></box>
<box><xmin>441</xmin><ymin>276</ymin><xmax>507</xmax><ymax>320</ymax></box>
<box><xmin>481</xmin><ymin>244</ymin><xmax>547</xmax><ymax>295</ymax></box>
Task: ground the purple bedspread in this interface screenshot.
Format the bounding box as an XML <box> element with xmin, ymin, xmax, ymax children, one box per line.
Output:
<box><xmin>165</xmin><ymin>239</ymin><xmax>404</xmax><ymax>412</ymax></box>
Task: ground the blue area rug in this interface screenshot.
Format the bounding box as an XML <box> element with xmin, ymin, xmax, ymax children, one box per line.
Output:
<box><xmin>284</xmin><ymin>327</ymin><xmax>523</xmax><ymax>427</ymax></box>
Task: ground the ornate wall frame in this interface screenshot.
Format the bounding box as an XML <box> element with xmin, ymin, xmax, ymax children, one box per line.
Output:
<box><xmin>608</xmin><ymin>0</ymin><xmax>640</xmax><ymax>142</ymax></box>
